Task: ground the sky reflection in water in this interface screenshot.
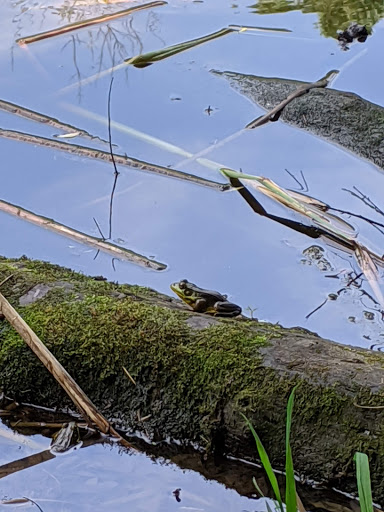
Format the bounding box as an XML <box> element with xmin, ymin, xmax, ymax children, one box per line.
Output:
<box><xmin>0</xmin><ymin>0</ymin><xmax>384</xmax><ymax>350</ymax></box>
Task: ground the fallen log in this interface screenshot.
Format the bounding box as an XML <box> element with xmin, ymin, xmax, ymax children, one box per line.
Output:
<box><xmin>0</xmin><ymin>256</ymin><xmax>384</xmax><ymax>504</ymax></box>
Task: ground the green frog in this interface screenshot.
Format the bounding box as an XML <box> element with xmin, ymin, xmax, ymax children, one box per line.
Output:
<box><xmin>170</xmin><ymin>279</ymin><xmax>241</xmax><ymax>317</ymax></box>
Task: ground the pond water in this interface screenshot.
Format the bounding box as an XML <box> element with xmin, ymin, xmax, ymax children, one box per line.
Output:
<box><xmin>0</xmin><ymin>421</ymin><xmax>261</xmax><ymax>512</ymax></box>
<box><xmin>1</xmin><ymin>0</ymin><xmax>384</xmax><ymax>350</ymax></box>
<box><xmin>1</xmin><ymin>1</ymin><xmax>384</xmax><ymax>510</ymax></box>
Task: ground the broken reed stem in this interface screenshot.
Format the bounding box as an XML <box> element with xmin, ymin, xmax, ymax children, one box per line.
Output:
<box><xmin>0</xmin><ymin>291</ymin><xmax>113</xmax><ymax>436</ymax></box>
<box><xmin>0</xmin><ymin>98</ymin><xmax>108</xmax><ymax>145</ymax></box>
<box><xmin>246</xmin><ymin>70</ymin><xmax>339</xmax><ymax>129</ymax></box>
<box><xmin>0</xmin><ymin>128</ymin><xmax>227</xmax><ymax>191</ymax></box>
<box><xmin>16</xmin><ymin>1</ymin><xmax>167</xmax><ymax>46</ymax></box>
<box><xmin>0</xmin><ymin>198</ymin><xmax>166</xmax><ymax>271</ymax></box>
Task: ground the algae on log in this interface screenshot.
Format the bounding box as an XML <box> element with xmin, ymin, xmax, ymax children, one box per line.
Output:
<box><xmin>1</xmin><ymin>257</ymin><xmax>384</xmax><ymax>503</ymax></box>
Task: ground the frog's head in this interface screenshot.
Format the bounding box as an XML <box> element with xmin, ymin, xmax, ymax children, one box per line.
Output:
<box><xmin>170</xmin><ymin>279</ymin><xmax>200</xmax><ymax>308</ymax></box>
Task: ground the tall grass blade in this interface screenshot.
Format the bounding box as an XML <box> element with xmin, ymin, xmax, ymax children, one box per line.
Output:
<box><xmin>285</xmin><ymin>388</ymin><xmax>297</xmax><ymax>512</ymax></box>
<box><xmin>355</xmin><ymin>452</ymin><xmax>374</xmax><ymax>512</ymax></box>
<box><xmin>241</xmin><ymin>414</ymin><xmax>284</xmax><ymax>512</ymax></box>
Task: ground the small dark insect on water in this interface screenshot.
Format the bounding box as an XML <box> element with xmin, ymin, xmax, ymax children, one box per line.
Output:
<box><xmin>173</xmin><ymin>488</ymin><xmax>181</xmax><ymax>502</ymax></box>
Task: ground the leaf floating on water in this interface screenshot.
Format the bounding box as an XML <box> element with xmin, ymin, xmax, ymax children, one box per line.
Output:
<box><xmin>125</xmin><ymin>27</ymin><xmax>233</xmax><ymax>68</ymax></box>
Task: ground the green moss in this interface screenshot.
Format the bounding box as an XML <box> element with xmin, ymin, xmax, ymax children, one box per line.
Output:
<box><xmin>0</xmin><ymin>291</ymin><xmax>270</xmax><ymax>439</ymax></box>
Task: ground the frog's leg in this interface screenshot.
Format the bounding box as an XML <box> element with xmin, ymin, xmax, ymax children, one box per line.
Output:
<box><xmin>194</xmin><ymin>297</ymin><xmax>208</xmax><ymax>313</ymax></box>
<box><xmin>214</xmin><ymin>301</ymin><xmax>242</xmax><ymax>317</ymax></box>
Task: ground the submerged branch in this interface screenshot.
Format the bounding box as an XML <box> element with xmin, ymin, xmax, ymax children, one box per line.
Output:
<box><xmin>0</xmin><ymin>128</ymin><xmax>228</xmax><ymax>190</ymax></box>
<box><xmin>16</xmin><ymin>1</ymin><xmax>167</xmax><ymax>46</ymax></box>
<box><xmin>246</xmin><ymin>70</ymin><xmax>339</xmax><ymax>129</ymax></box>
<box><xmin>0</xmin><ymin>198</ymin><xmax>166</xmax><ymax>271</ymax></box>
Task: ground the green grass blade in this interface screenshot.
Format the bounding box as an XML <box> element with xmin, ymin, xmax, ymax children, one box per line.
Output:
<box><xmin>355</xmin><ymin>452</ymin><xmax>374</xmax><ymax>512</ymax></box>
<box><xmin>285</xmin><ymin>388</ymin><xmax>297</xmax><ymax>512</ymax></box>
<box><xmin>242</xmin><ymin>414</ymin><xmax>284</xmax><ymax>512</ymax></box>
<box><xmin>252</xmin><ymin>477</ymin><xmax>265</xmax><ymax>497</ymax></box>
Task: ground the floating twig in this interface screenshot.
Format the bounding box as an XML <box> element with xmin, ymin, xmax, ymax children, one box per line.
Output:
<box><xmin>0</xmin><ymin>99</ymin><xmax>108</xmax><ymax>145</ymax></box>
<box><xmin>0</xmin><ymin>199</ymin><xmax>166</xmax><ymax>271</ymax></box>
<box><xmin>343</xmin><ymin>186</ymin><xmax>384</xmax><ymax>217</ymax></box>
<box><xmin>0</xmin><ymin>128</ymin><xmax>227</xmax><ymax>190</ymax></box>
<box><xmin>16</xmin><ymin>2</ymin><xmax>167</xmax><ymax>46</ymax></box>
<box><xmin>246</xmin><ymin>70</ymin><xmax>339</xmax><ymax>129</ymax></box>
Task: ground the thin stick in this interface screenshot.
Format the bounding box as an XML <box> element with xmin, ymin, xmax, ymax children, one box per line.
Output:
<box><xmin>0</xmin><ymin>128</ymin><xmax>227</xmax><ymax>191</ymax></box>
<box><xmin>107</xmin><ymin>78</ymin><xmax>119</xmax><ymax>240</ymax></box>
<box><xmin>246</xmin><ymin>70</ymin><xmax>339</xmax><ymax>129</ymax></box>
<box><xmin>16</xmin><ymin>2</ymin><xmax>167</xmax><ymax>46</ymax></box>
<box><xmin>0</xmin><ymin>98</ymin><xmax>108</xmax><ymax>145</ymax></box>
<box><xmin>0</xmin><ymin>198</ymin><xmax>166</xmax><ymax>271</ymax></box>
<box><xmin>9</xmin><ymin>422</ymin><xmax>88</xmax><ymax>428</ymax></box>
<box><xmin>122</xmin><ymin>366</ymin><xmax>136</xmax><ymax>386</ymax></box>
<box><xmin>93</xmin><ymin>217</ymin><xmax>106</xmax><ymax>240</ymax></box>
<box><xmin>0</xmin><ymin>292</ymin><xmax>113</xmax><ymax>435</ymax></box>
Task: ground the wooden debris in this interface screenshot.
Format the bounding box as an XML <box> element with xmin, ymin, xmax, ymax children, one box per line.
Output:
<box><xmin>246</xmin><ymin>70</ymin><xmax>339</xmax><ymax>129</ymax></box>
<box><xmin>0</xmin><ymin>199</ymin><xmax>166</xmax><ymax>271</ymax></box>
<box><xmin>0</xmin><ymin>128</ymin><xmax>227</xmax><ymax>191</ymax></box>
<box><xmin>0</xmin><ymin>291</ymin><xmax>121</xmax><ymax>441</ymax></box>
<box><xmin>16</xmin><ymin>2</ymin><xmax>167</xmax><ymax>46</ymax></box>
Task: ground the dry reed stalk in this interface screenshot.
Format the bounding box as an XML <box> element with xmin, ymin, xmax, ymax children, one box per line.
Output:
<box><xmin>0</xmin><ymin>198</ymin><xmax>166</xmax><ymax>271</ymax></box>
<box><xmin>16</xmin><ymin>1</ymin><xmax>167</xmax><ymax>45</ymax></box>
<box><xmin>0</xmin><ymin>291</ymin><xmax>113</xmax><ymax>435</ymax></box>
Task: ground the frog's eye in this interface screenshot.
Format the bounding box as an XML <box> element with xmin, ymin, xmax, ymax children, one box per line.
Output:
<box><xmin>183</xmin><ymin>288</ymin><xmax>192</xmax><ymax>296</ymax></box>
<box><xmin>179</xmin><ymin>280</ymin><xmax>188</xmax><ymax>289</ymax></box>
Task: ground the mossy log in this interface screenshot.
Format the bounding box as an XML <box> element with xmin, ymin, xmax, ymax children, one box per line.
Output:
<box><xmin>1</xmin><ymin>257</ymin><xmax>384</xmax><ymax>504</ymax></box>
